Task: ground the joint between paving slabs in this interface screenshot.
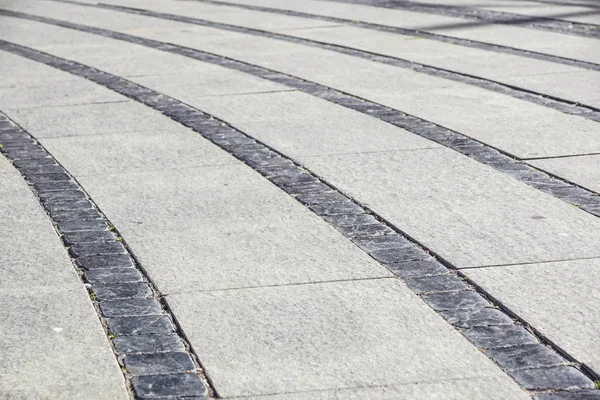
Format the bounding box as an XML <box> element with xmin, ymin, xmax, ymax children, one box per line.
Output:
<box><xmin>0</xmin><ymin>114</ymin><xmax>214</xmax><ymax>399</ymax></box>
<box><xmin>1</xmin><ymin>42</ymin><xmax>599</xmax><ymax>397</ymax></box>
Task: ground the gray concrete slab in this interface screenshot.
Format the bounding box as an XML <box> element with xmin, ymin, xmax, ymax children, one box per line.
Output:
<box><xmin>294</xmin><ymin>148</ymin><xmax>600</xmax><ymax>268</ymax></box>
<box><xmin>1</xmin><ymin>14</ymin><xmax>597</xmax><ymax>159</ymax></box>
<box><xmin>78</xmin><ymin>165</ymin><xmax>392</xmax><ymax>293</ymax></box>
<box><xmin>8</xmin><ymin>100</ymin><xmax>184</xmax><ymax>138</ymax></box>
<box><xmin>530</xmin><ymin>154</ymin><xmax>600</xmax><ymax>193</ymax></box>
<box><xmin>464</xmin><ymin>258</ymin><xmax>600</xmax><ymax>372</ymax></box>
<box><xmin>167</xmin><ymin>279</ymin><xmax>529</xmax><ymax>398</ymax></box>
<box><xmin>197</xmin><ymin>0</ymin><xmax>600</xmax><ymax>64</ymax></box>
<box><xmin>0</xmin><ymin>169</ymin><xmax>128</xmax><ymax>399</ymax></box>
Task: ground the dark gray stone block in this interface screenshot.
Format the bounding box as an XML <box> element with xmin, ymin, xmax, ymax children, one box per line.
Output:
<box><xmin>386</xmin><ymin>259</ymin><xmax>449</xmax><ymax>278</ymax></box>
<box><xmin>534</xmin><ymin>389</ymin><xmax>600</xmax><ymax>400</ymax></box>
<box><xmin>39</xmin><ymin>190</ymin><xmax>87</xmax><ymax>202</ymax></box>
<box><xmin>463</xmin><ymin>325</ymin><xmax>538</xmax><ymax>348</ymax></box>
<box><xmin>270</xmin><ymin>173</ymin><xmax>318</xmax><ymax>187</ymax></box>
<box><xmin>107</xmin><ymin>315</ymin><xmax>174</xmax><ymax>336</ymax></box>
<box><xmin>100</xmin><ymin>298</ymin><xmax>163</xmax><ymax>317</ymax></box>
<box><xmin>92</xmin><ymin>283</ymin><xmax>153</xmax><ymax>301</ymax></box>
<box><xmin>50</xmin><ymin>208</ymin><xmax>101</xmax><ymax>222</ymax></box>
<box><xmin>295</xmin><ymin>191</ymin><xmax>350</xmax><ymax>205</ymax></box>
<box><xmin>62</xmin><ymin>230</ymin><xmax>116</xmax><ymax>245</ymax></box>
<box><xmin>509</xmin><ymin>366</ymin><xmax>594</xmax><ymax>391</ymax></box>
<box><xmin>352</xmin><ymin>234</ymin><xmax>413</xmax><ymax>251</ymax></box>
<box><xmin>19</xmin><ymin>164</ymin><xmax>64</xmax><ymax>175</ymax></box>
<box><xmin>70</xmin><ymin>241</ymin><xmax>126</xmax><ymax>257</ymax></box>
<box><xmin>404</xmin><ymin>274</ymin><xmax>468</xmax><ymax>294</ymax></box>
<box><xmin>113</xmin><ymin>334</ymin><xmax>185</xmax><ymax>354</ymax></box>
<box><xmin>124</xmin><ymin>352</ymin><xmax>195</xmax><ymax>375</ymax></box>
<box><xmin>34</xmin><ymin>180</ymin><xmax>79</xmax><ymax>193</ymax></box>
<box><xmin>439</xmin><ymin>306</ymin><xmax>513</xmax><ymax>328</ymax></box>
<box><xmin>76</xmin><ymin>254</ymin><xmax>134</xmax><ymax>270</ymax></box>
<box><xmin>486</xmin><ymin>344</ymin><xmax>567</xmax><ymax>370</ymax></box>
<box><xmin>13</xmin><ymin>157</ymin><xmax>57</xmax><ymax>168</ymax></box>
<box><xmin>335</xmin><ymin>223</ymin><xmax>394</xmax><ymax>237</ymax></box>
<box><xmin>309</xmin><ymin>202</ymin><xmax>365</xmax><ymax>216</ymax></box>
<box><xmin>323</xmin><ymin>213</ymin><xmax>379</xmax><ymax>227</ymax></box>
<box><xmin>422</xmin><ymin>290</ymin><xmax>489</xmax><ymax>311</ymax></box>
<box><xmin>283</xmin><ymin>181</ymin><xmax>334</xmax><ymax>195</ymax></box>
<box><xmin>84</xmin><ymin>268</ymin><xmax>143</xmax><ymax>284</ymax></box>
<box><xmin>43</xmin><ymin>198</ymin><xmax>94</xmax><ymax>212</ymax></box>
<box><xmin>132</xmin><ymin>373</ymin><xmax>206</xmax><ymax>398</ymax></box>
<box><xmin>25</xmin><ymin>172</ymin><xmax>70</xmax><ymax>184</ymax></box>
<box><xmin>368</xmin><ymin>247</ymin><xmax>429</xmax><ymax>264</ymax></box>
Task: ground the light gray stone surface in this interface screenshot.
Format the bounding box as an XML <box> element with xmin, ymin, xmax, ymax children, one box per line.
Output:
<box><xmin>464</xmin><ymin>258</ymin><xmax>600</xmax><ymax>373</ymax></box>
<box><xmin>167</xmin><ymin>279</ymin><xmax>528</xmax><ymax>398</ymax></box>
<box><xmin>530</xmin><ymin>154</ymin><xmax>600</xmax><ymax>193</ymax></box>
<box><xmin>295</xmin><ymin>148</ymin><xmax>600</xmax><ymax>268</ymax></box>
<box><xmin>78</xmin><ymin>165</ymin><xmax>392</xmax><ymax>293</ymax></box>
<box><xmin>0</xmin><ymin>168</ymin><xmax>128</xmax><ymax>399</ymax></box>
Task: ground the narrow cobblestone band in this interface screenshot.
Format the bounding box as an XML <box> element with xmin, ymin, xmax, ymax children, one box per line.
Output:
<box><xmin>0</xmin><ymin>114</ymin><xmax>213</xmax><ymax>398</ymax></box>
<box><xmin>46</xmin><ymin>1</ymin><xmax>600</xmax><ymax>121</ymax></box>
<box><xmin>0</xmin><ymin>40</ymin><xmax>598</xmax><ymax>399</ymax></box>
<box><xmin>184</xmin><ymin>0</ymin><xmax>600</xmax><ymax>72</ymax></box>
<box><xmin>2</xmin><ymin>9</ymin><xmax>600</xmax><ymax>220</ymax></box>
<box><xmin>323</xmin><ymin>0</ymin><xmax>600</xmax><ymax>39</ymax></box>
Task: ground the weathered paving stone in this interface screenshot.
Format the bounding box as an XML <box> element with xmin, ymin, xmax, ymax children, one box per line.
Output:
<box><xmin>92</xmin><ymin>283</ymin><xmax>153</xmax><ymax>301</ymax></box>
<box><xmin>439</xmin><ymin>307</ymin><xmax>514</xmax><ymax>328</ymax></box>
<box><xmin>76</xmin><ymin>254</ymin><xmax>133</xmax><ymax>270</ymax></box>
<box><xmin>351</xmin><ymin>234</ymin><xmax>413</xmax><ymax>251</ymax></box>
<box><xmin>131</xmin><ymin>373</ymin><xmax>206</xmax><ymax>399</ymax></box>
<box><xmin>107</xmin><ymin>316</ymin><xmax>174</xmax><ymax>336</ymax></box>
<box><xmin>113</xmin><ymin>334</ymin><xmax>185</xmax><ymax>354</ymax></box>
<box><xmin>295</xmin><ymin>191</ymin><xmax>350</xmax><ymax>205</ymax></box>
<box><xmin>335</xmin><ymin>223</ymin><xmax>394</xmax><ymax>237</ymax></box>
<box><xmin>269</xmin><ymin>173</ymin><xmax>318</xmax><ymax>187</ymax></box>
<box><xmin>404</xmin><ymin>274</ymin><xmax>468</xmax><ymax>294</ymax></box>
<box><xmin>34</xmin><ymin>180</ymin><xmax>79</xmax><ymax>193</ymax></box>
<box><xmin>43</xmin><ymin>198</ymin><xmax>94</xmax><ymax>212</ymax></box>
<box><xmin>50</xmin><ymin>208</ymin><xmax>102</xmax><ymax>222</ymax></box>
<box><xmin>3</xmin><ymin>148</ymin><xmax>48</xmax><ymax>160</ymax></box>
<box><xmin>422</xmin><ymin>290</ymin><xmax>490</xmax><ymax>311</ymax></box>
<box><xmin>25</xmin><ymin>172</ymin><xmax>71</xmax><ymax>184</ymax></box>
<box><xmin>283</xmin><ymin>181</ymin><xmax>334</xmax><ymax>195</ymax></box>
<box><xmin>509</xmin><ymin>366</ymin><xmax>594</xmax><ymax>390</ymax></box>
<box><xmin>69</xmin><ymin>241</ymin><xmax>126</xmax><ymax>257</ymax></box>
<box><xmin>323</xmin><ymin>213</ymin><xmax>379</xmax><ymax>227</ymax></box>
<box><xmin>100</xmin><ymin>298</ymin><xmax>163</xmax><ymax>318</ymax></box>
<box><xmin>84</xmin><ymin>268</ymin><xmax>143</xmax><ymax>284</ymax></box>
<box><xmin>39</xmin><ymin>189</ymin><xmax>86</xmax><ymax>201</ymax></box>
<box><xmin>368</xmin><ymin>247</ymin><xmax>430</xmax><ymax>264</ymax></box>
<box><xmin>309</xmin><ymin>202</ymin><xmax>365</xmax><ymax>216</ymax></box>
<box><xmin>62</xmin><ymin>230</ymin><xmax>116</xmax><ymax>245</ymax></box>
<box><xmin>123</xmin><ymin>352</ymin><xmax>195</xmax><ymax>375</ymax></box>
<box><xmin>18</xmin><ymin>164</ymin><xmax>65</xmax><ymax>175</ymax></box>
<box><xmin>463</xmin><ymin>325</ymin><xmax>538</xmax><ymax>349</ymax></box>
<box><xmin>58</xmin><ymin>219</ymin><xmax>110</xmax><ymax>234</ymax></box>
<box><xmin>386</xmin><ymin>259</ymin><xmax>449</xmax><ymax>279</ymax></box>
<box><xmin>534</xmin><ymin>389</ymin><xmax>600</xmax><ymax>399</ymax></box>
<box><xmin>486</xmin><ymin>344</ymin><xmax>567</xmax><ymax>370</ymax></box>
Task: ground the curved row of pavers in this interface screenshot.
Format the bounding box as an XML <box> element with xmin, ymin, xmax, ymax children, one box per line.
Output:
<box><xmin>1</xmin><ymin>9</ymin><xmax>600</xmax><ymax>222</ymax></box>
<box><xmin>0</xmin><ymin>39</ymin><xmax>598</xmax><ymax>398</ymax></box>
<box><xmin>320</xmin><ymin>0</ymin><xmax>600</xmax><ymax>39</ymax></box>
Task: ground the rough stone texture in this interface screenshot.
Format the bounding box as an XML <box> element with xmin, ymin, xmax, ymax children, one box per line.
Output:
<box><xmin>113</xmin><ymin>334</ymin><xmax>185</xmax><ymax>354</ymax></box>
<box><xmin>167</xmin><ymin>279</ymin><xmax>527</xmax><ymax>397</ymax></box>
<box><xmin>485</xmin><ymin>344</ymin><xmax>567</xmax><ymax>371</ymax></box>
<box><xmin>131</xmin><ymin>373</ymin><xmax>207</xmax><ymax>399</ymax></box>
<box><xmin>466</xmin><ymin>259</ymin><xmax>600</xmax><ymax>373</ymax></box>
<box><xmin>439</xmin><ymin>307</ymin><xmax>514</xmax><ymax>329</ymax></box>
<box><xmin>92</xmin><ymin>283</ymin><xmax>153</xmax><ymax>301</ymax></box>
<box><xmin>508</xmin><ymin>366</ymin><xmax>594</xmax><ymax>390</ymax></box>
<box><xmin>107</xmin><ymin>315</ymin><xmax>174</xmax><ymax>336</ymax></box>
<box><xmin>124</xmin><ymin>352</ymin><xmax>196</xmax><ymax>375</ymax></box>
<box><xmin>99</xmin><ymin>298</ymin><xmax>163</xmax><ymax>317</ymax></box>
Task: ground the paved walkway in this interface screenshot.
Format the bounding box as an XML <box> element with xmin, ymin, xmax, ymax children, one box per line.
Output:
<box><xmin>0</xmin><ymin>0</ymin><xmax>599</xmax><ymax>398</ymax></box>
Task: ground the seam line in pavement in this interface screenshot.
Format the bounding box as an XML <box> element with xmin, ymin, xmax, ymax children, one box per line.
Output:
<box><xmin>48</xmin><ymin>1</ymin><xmax>600</xmax><ymax>121</ymax></box>
<box><xmin>460</xmin><ymin>255</ymin><xmax>600</xmax><ymax>270</ymax></box>
<box><xmin>1</xmin><ymin>39</ymin><xmax>597</xmax><ymax>397</ymax></box>
<box><xmin>321</xmin><ymin>0</ymin><xmax>600</xmax><ymax>39</ymax></box>
<box><xmin>523</xmin><ymin>152</ymin><xmax>600</xmax><ymax>161</ymax></box>
<box><xmin>2</xmin><ymin>11</ymin><xmax>600</xmax><ymax>218</ymax></box>
<box><xmin>179</xmin><ymin>0</ymin><xmax>600</xmax><ymax>72</ymax></box>
<box><xmin>0</xmin><ymin>118</ymin><xmax>213</xmax><ymax>397</ymax></box>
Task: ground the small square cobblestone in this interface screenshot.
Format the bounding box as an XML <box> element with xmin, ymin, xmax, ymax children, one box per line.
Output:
<box><xmin>132</xmin><ymin>373</ymin><xmax>206</xmax><ymax>399</ymax></box>
<box><xmin>124</xmin><ymin>352</ymin><xmax>195</xmax><ymax>375</ymax></box>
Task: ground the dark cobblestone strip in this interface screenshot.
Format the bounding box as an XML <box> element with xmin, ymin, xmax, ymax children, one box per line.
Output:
<box><xmin>0</xmin><ymin>40</ymin><xmax>598</xmax><ymax>398</ymax></box>
<box><xmin>187</xmin><ymin>0</ymin><xmax>600</xmax><ymax>72</ymax></box>
<box><xmin>2</xmin><ymin>11</ymin><xmax>600</xmax><ymax>218</ymax></box>
<box><xmin>324</xmin><ymin>0</ymin><xmax>600</xmax><ymax>39</ymax></box>
<box><xmin>0</xmin><ymin>115</ymin><xmax>212</xmax><ymax>398</ymax></box>
<box><xmin>53</xmin><ymin>1</ymin><xmax>600</xmax><ymax>121</ymax></box>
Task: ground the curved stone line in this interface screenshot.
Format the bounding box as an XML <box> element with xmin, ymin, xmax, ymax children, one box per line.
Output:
<box><xmin>322</xmin><ymin>0</ymin><xmax>600</xmax><ymax>39</ymax></box>
<box><xmin>0</xmin><ymin>113</ymin><xmax>212</xmax><ymax>399</ymax></box>
<box><xmin>2</xmin><ymin>9</ymin><xmax>600</xmax><ymax>219</ymax></box>
<box><xmin>172</xmin><ymin>0</ymin><xmax>600</xmax><ymax>72</ymax></box>
<box><xmin>47</xmin><ymin>1</ymin><xmax>600</xmax><ymax>121</ymax></box>
<box><xmin>0</xmin><ymin>39</ymin><xmax>598</xmax><ymax>396</ymax></box>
